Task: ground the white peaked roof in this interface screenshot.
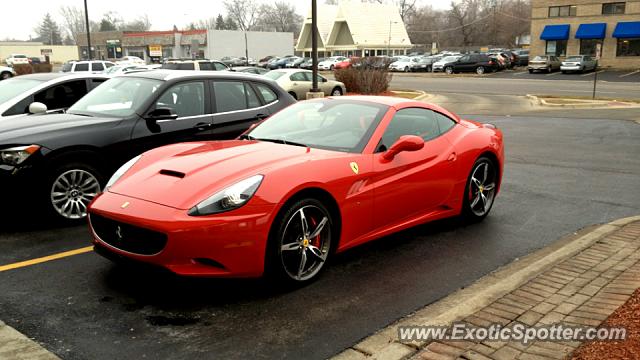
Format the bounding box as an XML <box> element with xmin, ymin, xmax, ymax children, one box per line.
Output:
<box><xmin>296</xmin><ymin>5</ymin><xmax>339</xmax><ymax>50</ymax></box>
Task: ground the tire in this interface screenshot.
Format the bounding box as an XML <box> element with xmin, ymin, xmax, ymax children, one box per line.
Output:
<box><xmin>476</xmin><ymin>66</ymin><xmax>485</xmax><ymax>75</ymax></box>
<box><xmin>404</xmin><ymin>66</ymin><xmax>410</xmax><ymax>72</ymax></box>
<box><xmin>288</xmin><ymin>91</ymin><xmax>298</xmax><ymax>100</ymax></box>
<box><xmin>331</xmin><ymin>87</ymin><xmax>343</xmax><ymax>96</ymax></box>
<box><xmin>43</xmin><ymin>161</ymin><xmax>104</xmax><ymax>223</ymax></box>
<box><xmin>329</xmin><ymin>65</ymin><xmax>334</xmax><ymax>70</ymax></box>
<box><xmin>426</xmin><ymin>65</ymin><xmax>432</xmax><ymax>72</ymax></box>
<box><xmin>546</xmin><ymin>66</ymin><xmax>551</xmax><ymax>73</ymax></box>
<box><xmin>461</xmin><ymin>156</ymin><xmax>498</xmax><ymax>222</ymax></box>
<box><xmin>1</xmin><ymin>71</ymin><xmax>12</xmax><ymax>80</ymax></box>
<box><xmin>528</xmin><ymin>69</ymin><xmax>533</xmax><ymax>74</ymax></box>
<box><xmin>266</xmin><ymin>198</ymin><xmax>333</xmax><ymax>285</ymax></box>
<box><xmin>445</xmin><ymin>66</ymin><xmax>454</xmax><ymax>75</ymax></box>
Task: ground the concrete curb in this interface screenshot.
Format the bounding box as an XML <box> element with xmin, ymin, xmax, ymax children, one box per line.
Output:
<box><xmin>0</xmin><ymin>321</ymin><xmax>60</xmax><ymax>359</ymax></box>
<box><xmin>332</xmin><ymin>215</ymin><xmax>640</xmax><ymax>360</ymax></box>
<box><xmin>526</xmin><ymin>94</ymin><xmax>640</xmax><ymax>109</ymax></box>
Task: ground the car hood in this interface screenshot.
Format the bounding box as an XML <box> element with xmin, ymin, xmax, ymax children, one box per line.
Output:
<box><xmin>0</xmin><ymin>113</ymin><xmax>120</xmax><ymax>145</ymax></box>
<box><xmin>109</xmin><ymin>140</ymin><xmax>340</xmax><ymax>209</ymax></box>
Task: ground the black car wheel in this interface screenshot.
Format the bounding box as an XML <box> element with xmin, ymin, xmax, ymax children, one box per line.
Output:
<box><xmin>1</xmin><ymin>71</ymin><xmax>12</xmax><ymax>80</ymax></box>
<box><xmin>476</xmin><ymin>66</ymin><xmax>485</xmax><ymax>75</ymax></box>
<box><xmin>331</xmin><ymin>87</ymin><xmax>343</xmax><ymax>96</ymax></box>
<box><xmin>288</xmin><ymin>91</ymin><xmax>298</xmax><ymax>100</ymax></box>
<box><xmin>426</xmin><ymin>65</ymin><xmax>432</xmax><ymax>72</ymax></box>
<box><xmin>462</xmin><ymin>157</ymin><xmax>497</xmax><ymax>222</ymax></box>
<box><xmin>267</xmin><ymin>198</ymin><xmax>333</xmax><ymax>285</ymax></box>
<box><xmin>45</xmin><ymin>161</ymin><xmax>104</xmax><ymax>222</ymax></box>
<box><xmin>329</xmin><ymin>65</ymin><xmax>334</xmax><ymax>70</ymax></box>
<box><xmin>445</xmin><ymin>66</ymin><xmax>454</xmax><ymax>74</ymax></box>
<box><xmin>528</xmin><ymin>69</ymin><xmax>533</xmax><ymax>74</ymax></box>
<box><xmin>404</xmin><ymin>66</ymin><xmax>410</xmax><ymax>72</ymax></box>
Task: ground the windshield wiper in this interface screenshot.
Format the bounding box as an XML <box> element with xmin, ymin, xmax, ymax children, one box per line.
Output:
<box><xmin>67</xmin><ymin>111</ymin><xmax>93</xmax><ymax>117</ymax></box>
<box><xmin>255</xmin><ymin>137</ymin><xmax>308</xmax><ymax>148</ymax></box>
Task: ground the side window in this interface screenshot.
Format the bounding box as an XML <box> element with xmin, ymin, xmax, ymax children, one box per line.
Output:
<box><xmin>2</xmin><ymin>96</ymin><xmax>33</xmax><ymax>116</ymax></box>
<box><xmin>380</xmin><ymin>108</ymin><xmax>440</xmax><ymax>150</ymax></box>
<box><xmin>290</xmin><ymin>72</ymin><xmax>307</xmax><ymax>82</ymax></box>
<box><xmin>255</xmin><ymin>84</ymin><xmax>278</xmax><ymax>104</ymax></box>
<box><xmin>90</xmin><ymin>79</ymin><xmax>105</xmax><ymax>89</ymax></box>
<box><xmin>178</xmin><ymin>63</ymin><xmax>195</xmax><ymax>70</ymax></box>
<box><xmin>213</xmin><ymin>62</ymin><xmax>228</xmax><ymax>71</ymax></box>
<box><xmin>155</xmin><ymin>81</ymin><xmax>205</xmax><ymax>117</ymax></box>
<box><xmin>245</xmin><ymin>83</ymin><xmax>261</xmax><ymax>108</ymax></box>
<box><xmin>34</xmin><ymin>80</ymin><xmax>88</xmax><ymax>110</ymax></box>
<box><xmin>105</xmin><ymin>62</ymin><xmax>114</xmax><ymax>68</ymax></box>
<box><xmin>199</xmin><ymin>62</ymin><xmax>214</xmax><ymax>71</ymax></box>
<box><xmin>434</xmin><ymin>112</ymin><xmax>456</xmax><ymax>134</ymax></box>
<box><xmin>74</xmin><ymin>63</ymin><xmax>89</xmax><ymax>72</ymax></box>
<box><xmin>459</xmin><ymin>56</ymin><xmax>470</xmax><ymax>62</ymax></box>
<box><xmin>92</xmin><ymin>62</ymin><xmax>104</xmax><ymax>71</ymax></box>
<box><xmin>213</xmin><ymin>81</ymin><xmax>248</xmax><ymax>113</ymax></box>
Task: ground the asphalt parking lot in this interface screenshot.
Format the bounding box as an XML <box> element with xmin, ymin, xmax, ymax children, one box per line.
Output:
<box><xmin>1</xmin><ymin>109</ymin><xmax>639</xmax><ymax>359</ymax></box>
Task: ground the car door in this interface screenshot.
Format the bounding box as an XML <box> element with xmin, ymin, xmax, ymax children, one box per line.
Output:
<box><xmin>371</xmin><ymin>107</ymin><xmax>458</xmax><ymax>229</ymax></box>
<box><xmin>130</xmin><ymin>80</ymin><xmax>214</xmax><ymax>152</ymax></box>
<box><xmin>210</xmin><ymin>80</ymin><xmax>270</xmax><ymax>139</ymax></box>
<box><xmin>456</xmin><ymin>55</ymin><xmax>473</xmax><ymax>72</ymax></box>
<box><xmin>289</xmin><ymin>71</ymin><xmax>311</xmax><ymax>99</ymax></box>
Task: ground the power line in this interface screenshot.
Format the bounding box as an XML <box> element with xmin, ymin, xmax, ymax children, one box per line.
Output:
<box><xmin>405</xmin><ymin>10</ymin><xmax>529</xmax><ymax>34</ymax></box>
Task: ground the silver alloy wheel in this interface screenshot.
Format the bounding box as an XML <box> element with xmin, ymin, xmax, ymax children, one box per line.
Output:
<box><xmin>332</xmin><ymin>88</ymin><xmax>342</xmax><ymax>96</ymax></box>
<box><xmin>468</xmin><ymin>161</ymin><xmax>496</xmax><ymax>217</ymax></box>
<box><xmin>279</xmin><ymin>205</ymin><xmax>331</xmax><ymax>281</ymax></box>
<box><xmin>50</xmin><ymin>169</ymin><xmax>101</xmax><ymax>219</ymax></box>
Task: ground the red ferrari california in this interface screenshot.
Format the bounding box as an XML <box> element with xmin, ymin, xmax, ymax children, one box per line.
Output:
<box><xmin>88</xmin><ymin>96</ymin><xmax>504</xmax><ymax>284</ymax></box>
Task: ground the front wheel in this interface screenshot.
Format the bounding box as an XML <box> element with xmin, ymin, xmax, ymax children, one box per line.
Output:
<box><xmin>267</xmin><ymin>199</ymin><xmax>333</xmax><ymax>285</ymax></box>
<box><xmin>462</xmin><ymin>157</ymin><xmax>498</xmax><ymax>222</ymax></box>
<box><xmin>445</xmin><ymin>66</ymin><xmax>454</xmax><ymax>74</ymax></box>
<box><xmin>476</xmin><ymin>66</ymin><xmax>485</xmax><ymax>75</ymax></box>
<box><xmin>1</xmin><ymin>71</ymin><xmax>12</xmax><ymax>80</ymax></box>
<box><xmin>45</xmin><ymin>162</ymin><xmax>104</xmax><ymax>222</ymax></box>
<box><xmin>404</xmin><ymin>66</ymin><xmax>410</xmax><ymax>72</ymax></box>
<box><xmin>329</xmin><ymin>65</ymin><xmax>334</xmax><ymax>70</ymax></box>
<box><xmin>331</xmin><ymin>87</ymin><xmax>343</xmax><ymax>96</ymax></box>
<box><xmin>528</xmin><ymin>69</ymin><xmax>533</xmax><ymax>74</ymax></box>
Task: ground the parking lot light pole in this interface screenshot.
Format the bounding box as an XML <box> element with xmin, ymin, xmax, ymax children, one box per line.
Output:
<box><xmin>84</xmin><ymin>0</ymin><xmax>92</xmax><ymax>60</ymax></box>
<box><xmin>308</xmin><ymin>0</ymin><xmax>323</xmax><ymax>99</ymax></box>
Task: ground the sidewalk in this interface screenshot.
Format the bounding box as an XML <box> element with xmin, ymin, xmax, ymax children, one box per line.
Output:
<box><xmin>334</xmin><ymin>216</ymin><xmax>640</xmax><ymax>360</ymax></box>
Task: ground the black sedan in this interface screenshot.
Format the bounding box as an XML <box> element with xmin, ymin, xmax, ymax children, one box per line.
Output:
<box><xmin>443</xmin><ymin>54</ymin><xmax>499</xmax><ymax>75</ymax></box>
<box><xmin>0</xmin><ymin>70</ymin><xmax>295</xmax><ymax>222</ymax></box>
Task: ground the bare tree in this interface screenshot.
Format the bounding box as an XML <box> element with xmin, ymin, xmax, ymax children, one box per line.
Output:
<box><xmin>257</xmin><ymin>1</ymin><xmax>304</xmax><ymax>35</ymax></box>
<box><xmin>448</xmin><ymin>0</ymin><xmax>480</xmax><ymax>48</ymax></box>
<box><xmin>59</xmin><ymin>6</ymin><xmax>86</xmax><ymax>44</ymax></box>
<box><xmin>224</xmin><ymin>0</ymin><xmax>259</xmax><ymax>31</ymax></box>
<box><xmin>121</xmin><ymin>14</ymin><xmax>152</xmax><ymax>31</ymax></box>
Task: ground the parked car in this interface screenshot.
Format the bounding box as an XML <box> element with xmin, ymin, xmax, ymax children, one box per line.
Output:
<box><xmin>318</xmin><ymin>56</ymin><xmax>348</xmax><ymax>70</ymax></box>
<box><xmin>389</xmin><ymin>57</ymin><xmax>421</xmax><ymax>72</ymax></box>
<box><xmin>284</xmin><ymin>57</ymin><xmax>303</xmax><ymax>68</ymax></box>
<box><xmin>264</xmin><ymin>69</ymin><xmax>346</xmax><ymax>100</ymax></box>
<box><xmin>117</xmin><ymin>56</ymin><xmax>145</xmax><ymax>65</ymax></box>
<box><xmin>232</xmin><ymin>66</ymin><xmax>270</xmax><ymax>75</ymax></box>
<box><xmin>161</xmin><ymin>60</ymin><xmax>229</xmax><ymax>71</ymax></box>
<box><xmin>0</xmin><ymin>71</ymin><xmax>295</xmax><ymax>222</ymax></box>
<box><xmin>0</xmin><ymin>66</ymin><xmax>16</xmax><ymax>80</ymax></box>
<box><xmin>258</xmin><ymin>56</ymin><xmax>276</xmax><ymax>68</ymax></box>
<box><xmin>300</xmin><ymin>57</ymin><xmax>325</xmax><ymax>70</ymax></box>
<box><xmin>104</xmin><ymin>64</ymin><xmax>148</xmax><ymax>76</ymax></box>
<box><xmin>88</xmin><ymin>96</ymin><xmax>504</xmax><ymax>284</ymax></box>
<box><xmin>432</xmin><ymin>55</ymin><xmax>462</xmax><ymax>72</ymax></box>
<box><xmin>513</xmin><ymin>49</ymin><xmax>529</xmax><ymax>66</ymax></box>
<box><xmin>334</xmin><ymin>57</ymin><xmax>358</xmax><ymax>70</ymax></box>
<box><xmin>561</xmin><ymin>55</ymin><xmax>598</xmax><ymax>74</ymax></box>
<box><xmin>290</xmin><ymin>57</ymin><xmax>309</xmax><ymax>68</ymax></box>
<box><xmin>487</xmin><ymin>53</ymin><xmax>511</xmax><ymax>70</ymax></box>
<box><xmin>62</xmin><ymin>60</ymin><xmax>116</xmax><ymax>73</ymax></box>
<box><xmin>28</xmin><ymin>57</ymin><xmax>43</xmax><ymax>65</ymax></box>
<box><xmin>0</xmin><ymin>73</ymin><xmax>108</xmax><ymax>120</ymax></box>
<box><xmin>5</xmin><ymin>54</ymin><xmax>29</xmax><ymax>66</ymax></box>
<box><xmin>268</xmin><ymin>57</ymin><xmax>298</xmax><ymax>70</ymax></box>
<box><xmin>411</xmin><ymin>56</ymin><xmax>440</xmax><ymax>72</ymax></box>
<box><xmin>443</xmin><ymin>54</ymin><xmax>499</xmax><ymax>75</ymax></box>
<box><xmin>527</xmin><ymin>55</ymin><xmax>561</xmax><ymax>73</ymax></box>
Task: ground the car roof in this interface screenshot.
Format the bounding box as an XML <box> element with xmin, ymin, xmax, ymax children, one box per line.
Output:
<box><xmin>326</xmin><ymin>95</ymin><xmax>416</xmax><ymax>107</ymax></box>
<box><xmin>267</xmin><ymin>68</ymin><xmax>311</xmax><ymax>73</ymax></box>
<box><xmin>17</xmin><ymin>73</ymin><xmax>109</xmax><ymax>81</ymax></box>
<box><xmin>120</xmin><ymin>69</ymin><xmax>270</xmax><ymax>82</ymax></box>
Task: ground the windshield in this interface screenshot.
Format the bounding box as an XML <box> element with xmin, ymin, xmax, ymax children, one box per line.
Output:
<box><xmin>264</xmin><ymin>71</ymin><xmax>286</xmax><ymax>80</ymax></box>
<box><xmin>0</xmin><ymin>78</ymin><xmax>43</xmax><ymax>105</ymax></box>
<box><xmin>68</xmin><ymin>77</ymin><xmax>162</xmax><ymax>117</ymax></box>
<box><xmin>248</xmin><ymin>100</ymin><xmax>388</xmax><ymax>153</ymax></box>
<box><xmin>565</xmin><ymin>56</ymin><xmax>583</xmax><ymax>61</ymax></box>
<box><xmin>105</xmin><ymin>66</ymin><xmax>124</xmax><ymax>74</ymax></box>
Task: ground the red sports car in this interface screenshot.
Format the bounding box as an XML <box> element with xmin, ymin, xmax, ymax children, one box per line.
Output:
<box><xmin>88</xmin><ymin>97</ymin><xmax>504</xmax><ymax>284</ymax></box>
<box><xmin>334</xmin><ymin>57</ymin><xmax>357</xmax><ymax>70</ymax></box>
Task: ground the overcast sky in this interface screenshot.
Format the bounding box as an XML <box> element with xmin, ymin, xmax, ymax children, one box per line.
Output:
<box><xmin>1</xmin><ymin>0</ymin><xmax>451</xmax><ymax>41</ymax></box>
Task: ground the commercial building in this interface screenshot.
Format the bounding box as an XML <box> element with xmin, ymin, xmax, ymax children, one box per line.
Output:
<box><xmin>0</xmin><ymin>42</ymin><xmax>78</xmax><ymax>64</ymax></box>
<box><xmin>205</xmin><ymin>30</ymin><xmax>294</xmax><ymax>61</ymax></box>
<box><xmin>530</xmin><ymin>0</ymin><xmax>640</xmax><ymax>68</ymax></box>
<box><xmin>296</xmin><ymin>1</ymin><xmax>412</xmax><ymax>57</ymax></box>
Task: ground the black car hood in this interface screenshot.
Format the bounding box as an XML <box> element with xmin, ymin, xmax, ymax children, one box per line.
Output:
<box><xmin>0</xmin><ymin>113</ymin><xmax>123</xmax><ymax>146</ymax></box>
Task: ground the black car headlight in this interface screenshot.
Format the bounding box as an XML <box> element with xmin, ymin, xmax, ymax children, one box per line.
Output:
<box><xmin>105</xmin><ymin>155</ymin><xmax>141</xmax><ymax>189</ymax></box>
<box><xmin>0</xmin><ymin>145</ymin><xmax>41</xmax><ymax>166</ymax></box>
<box><xmin>188</xmin><ymin>175</ymin><xmax>263</xmax><ymax>216</ymax></box>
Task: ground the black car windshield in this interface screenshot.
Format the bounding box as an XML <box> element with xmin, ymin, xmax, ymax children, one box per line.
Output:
<box><xmin>0</xmin><ymin>78</ymin><xmax>44</xmax><ymax>105</ymax></box>
<box><xmin>248</xmin><ymin>100</ymin><xmax>388</xmax><ymax>153</ymax></box>
<box><xmin>68</xmin><ymin>77</ymin><xmax>162</xmax><ymax>117</ymax></box>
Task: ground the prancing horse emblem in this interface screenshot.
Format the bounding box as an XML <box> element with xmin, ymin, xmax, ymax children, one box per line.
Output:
<box><xmin>350</xmin><ymin>162</ymin><xmax>359</xmax><ymax>175</ymax></box>
<box><xmin>116</xmin><ymin>226</ymin><xmax>123</xmax><ymax>241</ymax></box>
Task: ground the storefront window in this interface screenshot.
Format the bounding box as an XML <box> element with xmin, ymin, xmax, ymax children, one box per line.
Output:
<box><xmin>580</xmin><ymin>39</ymin><xmax>603</xmax><ymax>57</ymax></box>
<box><xmin>546</xmin><ymin>40</ymin><xmax>567</xmax><ymax>56</ymax></box>
<box><xmin>616</xmin><ymin>38</ymin><xmax>640</xmax><ymax>56</ymax></box>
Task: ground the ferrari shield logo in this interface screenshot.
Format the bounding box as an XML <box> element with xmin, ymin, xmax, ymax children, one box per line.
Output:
<box><xmin>121</xmin><ymin>201</ymin><xmax>130</xmax><ymax>209</ymax></box>
<box><xmin>350</xmin><ymin>162</ymin><xmax>359</xmax><ymax>175</ymax></box>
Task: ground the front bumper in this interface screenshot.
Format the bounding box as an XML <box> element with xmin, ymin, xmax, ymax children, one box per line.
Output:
<box><xmin>88</xmin><ymin>192</ymin><xmax>277</xmax><ymax>278</ymax></box>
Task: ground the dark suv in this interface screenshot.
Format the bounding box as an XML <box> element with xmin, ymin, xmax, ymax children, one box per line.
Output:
<box><xmin>443</xmin><ymin>54</ymin><xmax>499</xmax><ymax>75</ymax></box>
<box><xmin>0</xmin><ymin>70</ymin><xmax>294</xmax><ymax>222</ymax></box>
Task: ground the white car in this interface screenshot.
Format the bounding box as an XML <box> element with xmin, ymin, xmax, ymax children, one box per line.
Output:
<box><xmin>264</xmin><ymin>69</ymin><xmax>346</xmax><ymax>100</ymax></box>
<box><xmin>432</xmin><ymin>55</ymin><xmax>462</xmax><ymax>72</ymax></box>
<box><xmin>0</xmin><ymin>66</ymin><xmax>16</xmax><ymax>80</ymax></box>
<box><xmin>62</xmin><ymin>60</ymin><xmax>115</xmax><ymax>73</ymax></box>
<box><xmin>5</xmin><ymin>54</ymin><xmax>29</xmax><ymax>66</ymax></box>
<box><xmin>560</xmin><ymin>55</ymin><xmax>598</xmax><ymax>74</ymax></box>
<box><xmin>318</xmin><ymin>56</ymin><xmax>348</xmax><ymax>70</ymax></box>
<box><xmin>116</xmin><ymin>56</ymin><xmax>145</xmax><ymax>65</ymax></box>
<box><xmin>389</xmin><ymin>57</ymin><xmax>421</xmax><ymax>72</ymax></box>
<box><xmin>103</xmin><ymin>64</ymin><xmax>147</xmax><ymax>76</ymax></box>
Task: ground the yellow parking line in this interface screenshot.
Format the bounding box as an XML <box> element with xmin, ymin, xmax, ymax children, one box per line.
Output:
<box><xmin>0</xmin><ymin>246</ymin><xmax>93</xmax><ymax>272</ymax></box>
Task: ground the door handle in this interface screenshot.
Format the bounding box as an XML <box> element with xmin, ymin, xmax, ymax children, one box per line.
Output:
<box><xmin>194</xmin><ymin>122</ymin><xmax>212</xmax><ymax>131</ymax></box>
<box><xmin>255</xmin><ymin>113</ymin><xmax>268</xmax><ymax>120</ymax></box>
<box><xmin>447</xmin><ymin>152</ymin><xmax>457</xmax><ymax>162</ymax></box>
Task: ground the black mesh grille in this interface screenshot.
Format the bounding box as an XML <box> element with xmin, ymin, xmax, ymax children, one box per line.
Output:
<box><xmin>90</xmin><ymin>214</ymin><xmax>168</xmax><ymax>255</ymax></box>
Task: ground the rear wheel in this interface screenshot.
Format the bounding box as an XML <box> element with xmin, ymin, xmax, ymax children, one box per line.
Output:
<box><xmin>267</xmin><ymin>198</ymin><xmax>333</xmax><ymax>285</ymax></box>
<box><xmin>546</xmin><ymin>66</ymin><xmax>551</xmax><ymax>73</ymax></box>
<box><xmin>528</xmin><ymin>69</ymin><xmax>533</xmax><ymax>74</ymax></box>
<box><xmin>404</xmin><ymin>66</ymin><xmax>410</xmax><ymax>72</ymax></box>
<box><xmin>331</xmin><ymin>87</ymin><xmax>343</xmax><ymax>96</ymax></box>
<box><xmin>462</xmin><ymin>157</ymin><xmax>497</xmax><ymax>222</ymax></box>
<box><xmin>1</xmin><ymin>71</ymin><xmax>12</xmax><ymax>80</ymax></box>
<box><xmin>476</xmin><ymin>66</ymin><xmax>485</xmax><ymax>75</ymax></box>
<box><xmin>445</xmin><ymin>66</ymin><xmax>454</xmax><ymax>75</ymax></box>
<box><xmin>329</xmin><ymin>65</ymin><xmax>334</xmax><ymax>70</ymax></box>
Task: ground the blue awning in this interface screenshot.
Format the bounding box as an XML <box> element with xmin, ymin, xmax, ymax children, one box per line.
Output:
<box><xmin>576</xmin><ymin>23</ymin><xmax>606</xmax><ymax>39</ymax></box>
<box><xmin>540</xmin><ymin>24</ymin><xmax>570</xmax><ymax>40</ymax></box>
<box><xmin>613</xmin><ymin>22</ymin><xmax>640</xmax><ymax>38</ymax></box>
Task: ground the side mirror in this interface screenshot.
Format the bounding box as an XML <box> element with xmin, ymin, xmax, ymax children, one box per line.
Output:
<box><xmin>28</xmin><ymin>102</ymin><xmax>48</xmax><ymax>114</ymax></box>
<box><xmin>381</xmin><ymin>135</ymin><xmax>424</xmax><ymax>162</ymax></box>
<box><xmin>322</xmin><ymin>77</ymin><xmax>327</xmax><ymax>83</ymax></box>
<box><xmin>146</xmin><ymin>107</ymin><xmax>177</xmax><ymax>121</ymax></box>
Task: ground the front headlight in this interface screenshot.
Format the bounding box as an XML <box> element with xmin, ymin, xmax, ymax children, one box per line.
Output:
<box><xmin>105</xmin><ymin>155</ymin><xmax>141</xmax><ymax>189</ymax></box>
<box><xmin>0</xmin><ymin>145</ymin><xmax>41</xmax><ymax>166</ymax></box>
<box><xmin>188</xmin><ymin>175</ymin><xmax>263</xmax><ymax>216</ymax></box>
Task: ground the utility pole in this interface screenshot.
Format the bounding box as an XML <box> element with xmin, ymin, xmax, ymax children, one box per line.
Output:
<box><xmin>84</xmin><ymin>0</ymin><xmax>92</xmax><ymax>60</ymax></box>
<box><xmin>310</xmin><ymin>0</ymin><xmax>321</xmax><ymax>94</ymax></box>
<box><xmin>244</xmin><ymin>32</ymin><xmax>249</xmax><ymax>66</ymax></box>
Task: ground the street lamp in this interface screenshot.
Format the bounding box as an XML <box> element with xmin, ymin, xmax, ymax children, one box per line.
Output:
<box><xmin>84</xmin><ymin>0</ymin><xmax>92</xmax><ymax>60</ymax></box>
<box><xmin>387</xmin><ymin>21</ymin><xmax>398</xmax><ymax>56</ymax></box>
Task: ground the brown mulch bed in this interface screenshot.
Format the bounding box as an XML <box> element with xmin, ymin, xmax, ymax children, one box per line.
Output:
<box><xmin>570</xmin><ymin>288</ymin><xmax>640</xmax><ymax>359</ymax></box>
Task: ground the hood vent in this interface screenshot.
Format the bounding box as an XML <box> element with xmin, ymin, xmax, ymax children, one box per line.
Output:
<box><xmin>159</xmin><ymin>169</ymin><xmax>186</xmax><ymax>178</ymax></box>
